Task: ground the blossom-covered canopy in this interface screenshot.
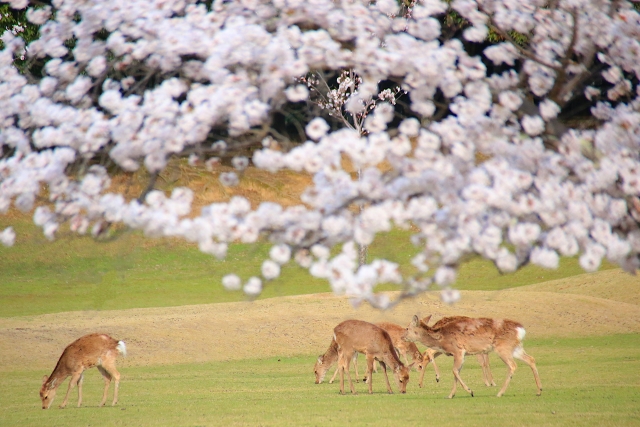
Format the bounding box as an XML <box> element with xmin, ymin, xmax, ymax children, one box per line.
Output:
<box><xmin>1</xmin><ymin>0</ymin><xmax>639</xmax><ymax>307</ymax></box>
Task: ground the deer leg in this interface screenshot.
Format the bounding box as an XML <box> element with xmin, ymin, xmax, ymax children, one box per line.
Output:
<box><xmin>100</xmin><ymin>358</ymin><xmax>121</xmax><ymax>406</ymax></box>
<box><xmin>495</xmin><ymin>349</ymin><xmax>517</xmax><ymax>397</ymax></box>
<box><xmin>76</xmin><ymin>373</ymin><xmax>84</xmax><ymax>407</ymax></box>
<box><xmin>366</xmin><ymin>354</ymin><xmax>375</xmax><ymax>394</ymax></box>
<box><xmin>513</xmin><ymin>346</ymin><xmax>542</xmax><ymax>396</ymax></box>
<box><xmin>97</xmin><ymin>366</ymin><xmax>112</xmax><ymax>407</ymax></box>
<box><xmin>329</xmin><ymin>366</ymin><xmax>339</xmax><ymax>384</ymax></box>
<box><xmin>478</xmin><ymin>354</ymin><xmax>496</xmax><ymax>387</ymax></box>
<box><xmin>339</xmin><ymin>351</ymin><xmax>357</xmax><ymax>395</ymax></box>
<box><xmin>353</xmin><ymin>352</ymin><xmax>360</xmax><ymax>383</ymax></box>
<box><xmin>379</xmin><ymin>360</ymin><xmax>393</xmax><ymax>394</ymax></box>
<box><xmin>60</xmin><ymin>371</ymin><xmax>82</xmax><ymax>409</ymax></box>
<box><xmin>339</xmin><ymin>355</ymin><xmax>346</xmax><ymax>395</ymax></box>
<box><xmin>450</xmin><ymin>354</ymin><xmax>473</xmax><ymax>398</ymax></box>
<box><xmin>365</xmin><ymin>356</ymin><xmax>379</xmax><ymax>383</ymax></box>
<box><xmin>419</xmin><ymin>350</ymin><xmax>441</xmax><ymax>388</ymax></box>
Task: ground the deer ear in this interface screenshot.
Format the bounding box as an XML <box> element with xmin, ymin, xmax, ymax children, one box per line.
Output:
<box><xmin>48</xmin><ymin>378</ymin><xmax>57</xmax><ymax>389</ymax></box>
<box><xmin>317</xmin><ymin>356</ymin><xmax>323</xmax><ymax>364</ymax></box>
<box><xmin>408</xmin><ymin>362</ymin><xmax>415</xmax><ymax>369</ymax></box>
<box><xmin>42</xmin><ymin>375</ymin><xmax>48</xmax><ymax>385</ymax></box>
<box><xmin>411</xmin><ymin>315</ymin><xmax>420</xmax><ymax>326</ymax></box>
<box><xmin>421</xmin><ymin>315</ymin><xmax>432</xmax><ymax>325</ymax></box>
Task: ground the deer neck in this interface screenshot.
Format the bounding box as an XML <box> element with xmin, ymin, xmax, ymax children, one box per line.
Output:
<box><xmin>46</xmin><ymin>362</ymin><xmax>71</xmax><ymax>390</ymax></box>
<box><xmin>384</xmin><ymin>348</ymin><xmax>404</xmax><ymax>371</ymax></box>
<box><xmin>420</xmin><ymin>328</ymin><xmax>444</xmax><ymax>348</ymax></box>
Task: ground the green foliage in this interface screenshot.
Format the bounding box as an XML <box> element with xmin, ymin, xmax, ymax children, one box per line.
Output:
<box><xmin>1</xmin><ymin>334</ymin><xmax>639</xmax><ymax>426</ymax></box>
<box><xmin>0</xmin><ymin>4</ymin><xmax>40</xmax><ymax>52</ymax></box>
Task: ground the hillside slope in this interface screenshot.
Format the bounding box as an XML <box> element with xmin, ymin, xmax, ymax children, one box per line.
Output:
<box><xmin>1</xmin><ymin>269</ymin><xmax>638</xmax><ymax>372</ymax></box>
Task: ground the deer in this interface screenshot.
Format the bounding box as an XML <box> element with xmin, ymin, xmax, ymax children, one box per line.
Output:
<box><xmin>39</xmin><ymin>333</ymin><xmax>127</xmax><ymax>409</ymax></box>
<box><xmin>314</xmin><ymin>337</ymin><xmax>366</xmax><ymax>384</ymax></box>
<box><xmin>333</xmin><ymin>319</ymin><xmax>411</xmax><ymax>395</ymax></box>
<box><xmin>417</xmin><ymin>316</ymin><xmax>496</xmax><ymax>388</ymax></box>
<box><xmin>404</xmin><ymin>315</ymin><xmax>542</xmax><ymax>398</ymax></box>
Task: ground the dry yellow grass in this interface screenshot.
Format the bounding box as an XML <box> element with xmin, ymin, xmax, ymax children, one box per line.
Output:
<box><xmin>110</xmin><ymin>160</ymin><xmax>312</xmax><ymax>212</ymax></box>
<box><xmin>1</xmin><ymin>268</ymin><xmax>638</xmax><ymax>373</ymax></box>
<box><xmin>506</xmin><ymin>268</ymin><xmax>640</xmax><ymax>305</ymax></box>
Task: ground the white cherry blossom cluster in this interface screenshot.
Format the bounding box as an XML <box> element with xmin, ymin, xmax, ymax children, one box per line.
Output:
<box><xmin>1</xmin><ymin>0</ymin><xmax>640</xmax><ymax>308</ymax></box>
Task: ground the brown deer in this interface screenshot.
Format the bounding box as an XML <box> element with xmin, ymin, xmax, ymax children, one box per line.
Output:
<box><xmin>404</xmin><ymin>315</ymin><xmax>542</xmax><ymax>398</ymax></box>
<box><xmin>39</xmin><ymin>333</ymin><xmax>127</xmax><ymax>409</ymax></box>
<box><xmin>417</xmin><ymin>316</ymin><xmax>496</xmax><ymax>388</ymax></box>
<box><xmin>333</xmin><ymin>319</ymin><xmax>411</xmax><ymax>395</ymax></box>
<box><xmin>314</xmin><ymin>338</ymin><xmax>365</xmax><ymax>384</ymax></box>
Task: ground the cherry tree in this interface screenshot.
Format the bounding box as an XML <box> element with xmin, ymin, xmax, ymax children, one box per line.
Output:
<box><xmin>1</xmin><ymin>0</ymin><xmax>639</xmax><ymax>308</ymax></box>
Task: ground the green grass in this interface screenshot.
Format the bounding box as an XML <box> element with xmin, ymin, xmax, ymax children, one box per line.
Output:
<box><xmin>0</xmin><ymin>217</ymin><xmax>616</xmax><ymax>317</ymax></box>
<box><xmin>1</xmin><ymin>335</ymin><xmax>639</xmax><ymax>427</ymax></box>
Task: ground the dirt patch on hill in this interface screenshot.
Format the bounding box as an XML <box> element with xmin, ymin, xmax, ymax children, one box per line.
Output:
<box><xmin>1</xmin><ymin>269</ymin><xmax>639</xmax><ymax>372</ymax></box>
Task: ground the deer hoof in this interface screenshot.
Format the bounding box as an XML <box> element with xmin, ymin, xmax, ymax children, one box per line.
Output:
<box><xmin>470</xmin><ymin>391</ymin><xmax>474</xmax><ymax>397</ymax></box>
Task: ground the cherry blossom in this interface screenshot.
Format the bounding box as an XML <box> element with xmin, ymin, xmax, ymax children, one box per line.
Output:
<box><xmin>0</xmin><ymin>0</ymin><xmax>639</xmax><ymax>309</ymax></box>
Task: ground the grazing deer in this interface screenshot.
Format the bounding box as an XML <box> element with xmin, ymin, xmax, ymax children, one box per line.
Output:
<box><xmin>405</xmin><ymin>315</ymin><xmax>541</xmax><ymax>398</ymax></box>
<box><xmin>333</xmin><ymin>319</ymin><xmax>411</xmax><ymax>395</ymax></box>
<box><xmin>417</xmin><ymin>316</ymin><xmax>496</xmax><ymax>388</ymax></box>
<box><xmin>314</xmin><ymin>338</ymin><xmax>365</xmax><ymax>384</ymax></box>
<box><xmin>39</xmin><ymin>333</ymin><xmax>127</xmax><ymax>409</ymax></box>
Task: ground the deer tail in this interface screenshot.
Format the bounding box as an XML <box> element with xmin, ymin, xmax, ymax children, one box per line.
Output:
<box><xmin>116</xmin><ymin>340</ymin><xmax>127</xmax><ymax>357</ymax></box>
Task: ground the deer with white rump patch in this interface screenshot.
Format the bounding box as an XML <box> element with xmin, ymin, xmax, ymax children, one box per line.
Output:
<box><xmin>404</xmin><ymin>315</ymin><xmax>541</xmax><ymax>398</ymax></box>
<box><xmin>333</xmin><ymin>319</ymin><xmax>411</xmax><ymax>395</ymax></box>
<box><xmin>418</xmin><ymin>316</ymin><xmax>496</xmax><ymax>388</ymax></box>
<box><xmin>39</xmin><ymin>333</ymin><xmax>127</xmax><ymax>409</ymax></box>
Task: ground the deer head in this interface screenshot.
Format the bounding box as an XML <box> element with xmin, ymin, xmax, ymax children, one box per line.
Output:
<box><xmin>39</xmin><ymin>376</ymin><xmax>57</xmax><ymax>409</ymax></box>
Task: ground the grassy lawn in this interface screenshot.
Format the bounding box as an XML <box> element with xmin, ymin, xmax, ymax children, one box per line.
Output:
<box><xmin>1</xmin><ymin>334</ymin><xmax>639</xmax><ymax>427</ymax></box>
<box><xmin>0</xmin><ymin>212</ymin><xmax>636</xmax><ymax>426</ymax></box>
<box><xmin>0</xmin><ymin>216</ymin><xmax>616</xmax><ymax>317</ymax></box>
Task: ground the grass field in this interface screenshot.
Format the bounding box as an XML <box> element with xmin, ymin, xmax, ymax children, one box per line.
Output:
<box><xmin>1</xmin><ymin>335</ymin><xmax>639</xmax><ymax>427</ymax></box>
<box><xmin>0</xmin><ymin>215</ymin><xmax>617</xmax><ymax>317</ymax></box>
<box><xmin>1</xmin><ymin>209</ymin><xmax>639</xmax><ymax>426</ymax></box>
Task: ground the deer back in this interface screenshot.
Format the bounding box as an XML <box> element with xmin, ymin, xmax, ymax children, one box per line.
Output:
<box><xmin>408</xmin><ymin>315</ymin><xmax>525</xmax><ymax>355</ymax></box>
<box><xmin>334</xmin><ymin>320</ymin><xmax>392</xmax><ymax>355</ymax></box>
